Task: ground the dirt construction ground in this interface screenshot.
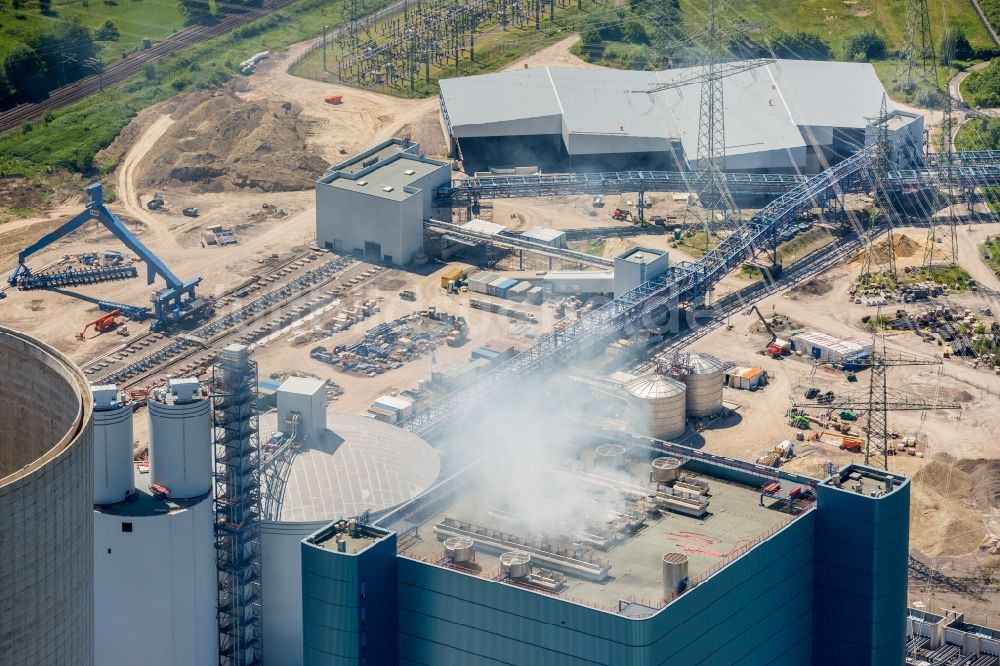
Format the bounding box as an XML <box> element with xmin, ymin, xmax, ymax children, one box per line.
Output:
<box><xmin>2</xmin><ymin>33</ymin><xmax>1000</xmax><ymax>623</ymax></box>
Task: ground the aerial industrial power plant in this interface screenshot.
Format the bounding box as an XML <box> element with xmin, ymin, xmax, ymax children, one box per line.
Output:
<box><xmin>2</xmin><ymin>0</ymin><xmax>1000</xmax><ymax>664</ymax></box>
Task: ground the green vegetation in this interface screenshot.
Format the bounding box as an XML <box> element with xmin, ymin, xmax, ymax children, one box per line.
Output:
<box><xmin>292</xmin><ymin>1</ymin><xmax>590</xmax><ymax>96</ymax></box>
<box><xmin>955</xmin><ymin>117</ymin><xmax>1000</xmax><ymax>151</ymax></box>
<box><xmin>962</xmin><ymin>59</ymin><xmax>1000</xmax><ymax>107</ymax></box>
<box><xmin>982</xmin><ymin>236</ymin><xmax>1000</xmax><ymax>278</ymax></box>
<box><xmin>0</xmin><ymin>0</ymin><xmax>347</xmax><ymax>176</ymax></box>
<box><xmin>898</xmin><ymin>265</ymin><xmax>976</xmax><ymax>290</ymax></box>
<box><xmin>776</xmin><ymin>227</ymin><xmax>835</xmax><ymax>264</ymax></box>
<box><xmin>0</xmin><ymin>0</ymin><xmax>189</xmax><ymax>64</ymax></box>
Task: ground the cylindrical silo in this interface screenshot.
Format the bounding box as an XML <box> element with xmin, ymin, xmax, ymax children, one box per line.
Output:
<box><xmin>672</xmin><ymin>353</ymin><xmax>725</xmax><ymax>417</ymax></box>
<box><xmin>0</xmin><ymin>326</ymin><xmax>94</xmax><ymax>665</ymax></box>
<box><xmin>148</xmin><ymin>377</ymin><xmax>211</xmax><ymax>499</ymax></box>
<box><xmin>91</xmin><ymin>385</ymin><xmax>134</xmax><ymax>505</ymax></box>
<box><xmin>662</xmin><ymin>552</ymin><xmax>689</xmax><ymax>600</ymax></box>
<box><xmin>625</xmin><ymin>375</ymin><xmax>687</xmax><ymax>440</ymax></box>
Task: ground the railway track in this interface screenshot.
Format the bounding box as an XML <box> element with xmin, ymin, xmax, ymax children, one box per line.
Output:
<box><xmin>82</xmin><ymin>251</ymin><xmax>380</xmax><ymax>389</ymax></box>
<box><xmin>0</xmin><ymin>0</ymin><xmax>301</xmax><ymax>133</ymax></box>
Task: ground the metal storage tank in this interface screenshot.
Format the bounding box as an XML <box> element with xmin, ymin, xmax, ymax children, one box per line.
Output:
<box><xmin>0</xmin><ymin>326</ymin><xmax>94</xmax><ymax>666</ymax></box>
<box><xmin>445</xmin><ymin>536</ymin><xmax>475</xmax><ymax>563</ymax></box>
<box><xmin>669</xmin><ymin>353</ymin><xmax>726</xmax><ymax>417</ymax></box>
<box><xmin>500</xmin><ymin>551</ymin><xmax>532</xmax><ymax>579</ymax></box>
<box><xmin>595</xmin><ymin>443</ymin><xmax>627</xmax><ymax>468</ymax></box>
<box><xmin>148</xmin><ymin>377</ymin><xmax>211</xmax><ymax>499</ymax></box>
<box><xmin>624</xmin><ymin>375</ymin><xmax>687</xmax><ymax>440</ymax></box>
<box><xmin>91</xmin><ymin>385</ymin><xmax>134</xmax><ymax>505</ymax></box>
<box><xmin>259</xmin><ymin>411</ymin><xmax>441</xmax><ymax>666</ymax></box>
<box><xmin>651</xmin><ymin>456</ymin><xmax>682</xmax><ymax>484</ymax></box>
<box><xmin>662</xmin><ymin>552</ymin><xmax>689</xmax><ymax>600</ymax></box>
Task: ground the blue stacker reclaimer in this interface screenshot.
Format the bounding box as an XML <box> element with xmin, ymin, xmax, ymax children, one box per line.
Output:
<box><xmin>7</xmin><ymin>183</ymin><xmax>210</xmax><ymax>330</ymax></box>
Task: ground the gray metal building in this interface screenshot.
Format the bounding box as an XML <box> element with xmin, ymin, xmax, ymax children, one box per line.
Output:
<box><xmin>0</xmin><ymin>326</ymin><xmax>94</xmax><ymax>666</ymax></box>
<box><xmin>315</xmin><ymin>139</ymin><xmax>451</xmax><ymax>265</ymax></box>
<box><xmin>439</xmin><ymin>60</ymin><xmax>924</xmax><ymax>173</ymax></box>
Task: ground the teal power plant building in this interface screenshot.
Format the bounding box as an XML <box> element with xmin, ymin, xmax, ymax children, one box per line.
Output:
<box><xmin>296</xmin><ymin>432</ymin><xmax>910</xmax><ymax>666</ymax></box>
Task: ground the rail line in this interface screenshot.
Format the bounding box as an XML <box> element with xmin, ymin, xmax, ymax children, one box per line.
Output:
<box><xmin>83</xmin><ymin>252</ymin><xmax>378</xmax><ymax>388</ymax></box>
<box><xmin>0</xmin><ymin>0</ymin><xmax>302</xmax><ymax>133</ymax></box>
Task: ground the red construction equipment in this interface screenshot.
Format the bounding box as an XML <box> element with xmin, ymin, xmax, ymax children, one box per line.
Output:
<box><xmin>76</xmin><ymin>309</ymin><xmax>121</xmax><ymax>340</ymax></box>
<box><xmin>611</xmin><ymin>208</ymin><xmax>633</xmax><ymax>222</ymax></box>
<box><xmin>324</xmin><ymin>94</ymin><xmax>343</xmax><ymax>105</ymax></box>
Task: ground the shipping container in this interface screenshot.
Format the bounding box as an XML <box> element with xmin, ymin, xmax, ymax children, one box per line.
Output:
<box><xmin>440</xmin><ymin>267</ymin><xmax>466</xmax><ymax>289</ymax></box>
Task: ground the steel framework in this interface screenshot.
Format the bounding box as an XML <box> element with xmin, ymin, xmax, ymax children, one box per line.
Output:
<box><xmin>212</xmin><ymin>344</ymin><xmax>263</xmax><ymax>666</ymax></box>
<box><xmin>434</xmin><ymin>158</ymin><xmax>1000</xmax><ymax>205</ymax></box>
<box><xmin>400</xmin><ymin>146</ymin><xmax>877</xmax><ymax>438</ymax></box>
<box><xmin>895</xmin><ymin>0</ymin><xmax>938</xmax><ymax>92</ymax></box>
<box><xmin>861</xmin><ymin>95</ymin><xmax>898</xmax><ymax>280</ymax></box>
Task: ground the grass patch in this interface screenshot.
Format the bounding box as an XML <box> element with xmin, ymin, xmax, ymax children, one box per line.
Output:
<box><xmin>955</xmin><ymin>117</ymin><xmax>1000</xmax><ymax>151</ymax></box>
<box><xmin>0</xmin><ymin>0</ymin><xmax>349</xmax><ymax>176</ymax></box>
<box><xmin>678</xmin><ymin>0</ymin><xmax>992</xmax><ymax>56</ymax></box>
<box><xmin>290</xmin><ymin>1</ymin><xmax>593</xmax><ymax>97</ymax></box>
<box><xmin>0</xmin><ymin>0</ymin><xmax>193</xmax><ymax>63</ymax></box>
<box><xmin>776</xmin><ymin>226</ymin><xmax>835</xmax><ymax>264</ymax></box>
<box><xmin>898</xmin><ymin>265</ymin><xmax>976</xmax><ymax>290</ymax></box>
<box><xmin>982</xmin><ymin>237</ymin><xmax>1000</xmax><ymax>278</ymax></box>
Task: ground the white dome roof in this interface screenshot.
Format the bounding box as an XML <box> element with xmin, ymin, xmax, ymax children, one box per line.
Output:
<box><xmin>626</xmin><ymin>375</ymin><xmax>686</xmax><ymax>399</ymax></box>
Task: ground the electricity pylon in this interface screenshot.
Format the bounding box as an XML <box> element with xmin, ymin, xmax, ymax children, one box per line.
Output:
<box><xmin>861</xmin><ymin>94</ymin><xmax>898</xmax><ymax>282</ymax></box>
<box><xmin>923</xmin><ymin>90</ymin><xmax>961</xmax><ymax>269</ymax></box>
<box><xmin>895</xmin><ymin>0</ymin><xmax>938</xmax><ymax>92</ymax></box>
<box><xmin>791</xmin><ymin>338</ymin><xmax>959</xmax><ymax>470</ymax></box>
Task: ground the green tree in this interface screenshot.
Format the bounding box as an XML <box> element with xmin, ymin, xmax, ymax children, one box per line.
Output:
<box><xmin>38</xmin><ymin>0</ymin><xmax>52</xmax><ymax>14</ymax></box>
<box><xmin>30</xmin><ymin>20</ymin><xmax>95</xmax><ymax>87</ymax></box>
<box><xmin>770</xmin><ymin>31</ymin><xmax>831</xmax><ymax>60</ymax></box>
<box><xmin>4</xmin><ymin>42</ymin><xmax>47</xmax><ymax>99</ymax></box>
<box><xmin>940</xmin><ymin>27</ymin><xmax>973</xmax><ymax>64</ymax></box>
<box><xmin>622</xmin><ymin>19</ymin><xmax>649</xmax><ymax>45</ymax></box>
<box><xmin>177</xmin><ymin>0</ymin><xmax>212</xmax><ymax>20</ymax></box>
<box><xmin>96</xmin><ymin>20</ymin><xmax>120</xmax><ymax>41</ymax></box>
<box><xmin>842</xmin><ymin>29</ymin><xmax>887</xmax><ymax>60</ymax></box>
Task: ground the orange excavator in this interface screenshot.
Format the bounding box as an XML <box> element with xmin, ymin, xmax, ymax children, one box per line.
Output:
<box><xmin>76</xmin><ymin>309</ymin><xmax>121</xmax><ymax>340</ymax></box>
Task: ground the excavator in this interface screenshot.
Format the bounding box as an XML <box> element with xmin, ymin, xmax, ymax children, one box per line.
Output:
<box><xmin>747</xmin><ymin>305</ymin><xmax>782</xmax><ymax>358</ymax></box>
<box><xmin>76</xmin><ymin>309</ymin><xmax>121</xmax><ymax>340</ymax></box>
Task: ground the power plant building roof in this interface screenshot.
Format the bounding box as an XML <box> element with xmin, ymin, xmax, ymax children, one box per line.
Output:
<box><xmin>440</xmin><ymin>60</ymin><xmax>900</xmax><ymax>169</ymax></box>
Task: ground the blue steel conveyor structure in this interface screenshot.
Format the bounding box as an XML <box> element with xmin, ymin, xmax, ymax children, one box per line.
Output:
<box><xmin>7</xmin><ymin>183</ymin><xmax>207</xmax><ymax>329</ymax></box>
<box><xmin>403</xmin><ymin>146</ymin><xmax>880</xmax><ymax>438</ymax></box>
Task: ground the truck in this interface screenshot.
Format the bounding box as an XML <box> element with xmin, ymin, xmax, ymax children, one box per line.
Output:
<box><xmin>182</xmin><ymin>207</ymin><xmax>199</xmax><ymax>218</ymax></box>
<box><xmin>399</xmin><ymin>290</ymin><xmax>417</xmax><ymax>301</ymax></box>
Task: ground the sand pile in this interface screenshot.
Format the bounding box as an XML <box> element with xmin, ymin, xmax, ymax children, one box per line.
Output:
<box><xmin>955</xmin><ymin>459</ymin><xmax>1000</xmax><ymax>509</ymax></box>
<box><xmin>141</xmin><ymin>93</ymin><xmax>328</xmax><ymax>193</ymax></box>
<box><xmin>853</xmin><ymin>233</ymin><xmax>922</xmax><ymax>264</ymax></box>
<box><xmin>910</xmin><ymin>461</ymin><xmax>985</xmax><ymax>556</ymax></box>
<box><xmin>602</xmin><ymin>237</ymin><xmax>634</xmax><ymax>259</ymax></box>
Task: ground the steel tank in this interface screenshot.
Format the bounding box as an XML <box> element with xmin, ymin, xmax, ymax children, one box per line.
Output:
<box><xmin>624</xmin><ymin>375</ymin><xmax>687</xmax><ymax>440</ymax></box>
<box><xmin>671</xmin><ymin>353</ymin><xmax>726</xmax><ymax>417</ymax></box>
<box><xmin>91</xmin><ymin>385</ymin><xmax>135</xmax><ymax>505</ymax></box>
<box><xmin>148</xmin><ymin>377</ymin><xmax>211</xmax><ymax>499</ymax></box>
<box><xmin>662</xmin><ymin>552</ymin><xmax>689</xmax><ymax>600</ymax></box>
<box><xmin>651</xmin><ymin>456</ymin><xmax>682</xmax><ymax>484</ymax></box>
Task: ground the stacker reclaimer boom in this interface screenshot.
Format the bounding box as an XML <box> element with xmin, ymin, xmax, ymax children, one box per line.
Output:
<box><xmin>8</xmin><ymin>183</ymin><xmax>207</xmax><ymax>328</ymax></box>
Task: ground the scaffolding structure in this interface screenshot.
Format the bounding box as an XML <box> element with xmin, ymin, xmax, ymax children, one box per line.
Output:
<box><xmin>212</xmin><ymin>344</ymin><xmax>263</xmax><ymax>666</ymax></box>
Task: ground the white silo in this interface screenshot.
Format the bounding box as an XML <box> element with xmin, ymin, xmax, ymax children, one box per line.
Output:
<box><xmin>624</xmin><ymin>375</ymin><xmax>687</xmax><ymax>440</ymax></box>
<box><xmin>258</xmin><ymin>411</ymin><xmax>441</xmax><ymax>666</ymax></box>
<box><xmin>91</xmin><ymin>385</ymin><xmax>135</xmax><ymax>505</ymax></box>
<box><xmin>148</xmin><ymin>377</ymin><xmax>211</xmax><ymax>498</ymax></box>
<box><xmin>669</xmin><ymin>353</ymin><xmax>726</xmax><ymax>418</ymax></box>
<box><xmin>94</xmin><ymin>377</ymin><xmax>216</xmax><ymax>666</ymax></box>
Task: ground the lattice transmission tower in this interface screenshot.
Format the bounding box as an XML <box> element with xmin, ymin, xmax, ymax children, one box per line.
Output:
<box><xmin>861</xmin><ymin>94</ymin><xmax>898</xmax><ymax>282</ymax></box>
<box><xmin>895</xmin><ymin>0</ymin><xmax>938</xmax><ymax>92</ymax></box>
<box><xmin>792</xmin><ymin>337</ymin><xmax>959</xmax><ymax>470</ymax></box>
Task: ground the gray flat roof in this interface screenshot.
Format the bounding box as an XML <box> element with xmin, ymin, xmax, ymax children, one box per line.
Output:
<box><xmin>617</xmin><ymin>247</ymin><xmax>666</xmax><ymax>264</ymax></box>
<box><xmin>440</xmin><ymin>60</ymin><xmax>891</xmax><ymax>163</ymax></box>
<box><xmin>326</xmin><ymin>155</ymin><xmax>443</xmax><ymax>202</ymax></box>
<box><xmin>391</xmin><ymin>448</ymin><xmax>800</xmax><ymax>611</ymax></box>
<box><xmin>95</xmin><ymin>464</ymin><xmax>207</xmax><ymax>517</ymax></box>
